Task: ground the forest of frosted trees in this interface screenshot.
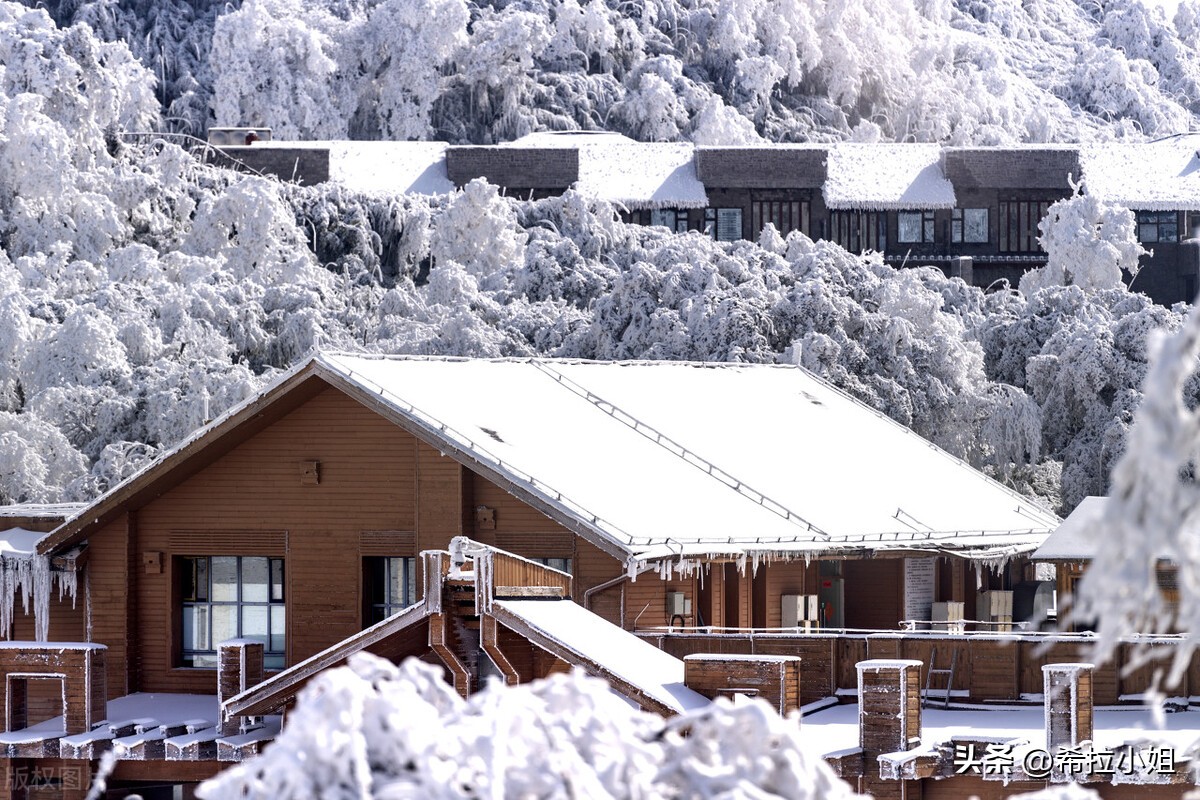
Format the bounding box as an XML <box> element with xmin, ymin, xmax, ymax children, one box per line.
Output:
<box><xmin>2</xmin><ymin>0</ymin><xmax>1200</xmax><ymax>521</ymax></box>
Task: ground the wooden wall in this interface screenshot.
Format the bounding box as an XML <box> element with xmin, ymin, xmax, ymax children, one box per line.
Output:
<box><xmin>97</xmin><ymin>386</ymin><xmax>424</xmax><ymax>696</ymax></box>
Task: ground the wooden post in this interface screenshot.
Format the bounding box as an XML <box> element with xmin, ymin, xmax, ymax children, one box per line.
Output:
<box><xmin>857</xmin><ymin>659</ymin><xmax>922</xmax><ymax>800</ymax></box>
<box><xmin>1043</xmin><ymin>662</ymin><xmax>1094</xmax><ymax>754</ymax></box>
<box><xmin>218</xmin><ymin>640</ymin><xmax>265</xmax><ymax>736</ymax></box>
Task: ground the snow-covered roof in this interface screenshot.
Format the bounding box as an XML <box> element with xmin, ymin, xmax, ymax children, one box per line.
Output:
<box><xmin>505</xmin><ymin>131</ymin><xmax>638</xmax><ymax>148</ymax></box>
<box><xmin>43</xmin><ymin>353</ymin><xmax>1058</xmax><ymax>565</ymax></box>
<box><xmin>824</xmin><ymin>143</ymin><xmax>956</xmax><ymax>209</ymax></box>
<box><xmin>1031</xmin><ymin>496</ymin><xmax>1107</xmax><ymax>561</ymax></box>
<box><xmin>1081</xmin><ymin>139</ymin><xmax>1200</xmax><ymax>211</ymax></box>
<box><xmin>255</xmin><ymin>140</ymin><xmax>454</xmax><ymax>195</ymax></box>
<box><xmin>575</xmin><ymin>142</ymin><xmax>707</xmax><ymax>209</ymax></box>
<box><xmin>0</xmin><ymin>528</ymin><xmax>45</xmax><ymax>557</ymax></box>
<box><xmin>0</xmin><ymin>503</ymin><xmax>85</xmax><ymax>520</ymax></box>
<box><xmin>493</xmin><ymin>599</ymin><xmax>708</xmax><ymax>714</ymax></box>
<box><xmin>313</xmin><ymin>354</ymin><xmax>1057</xmax><ymax>565</ymax></box>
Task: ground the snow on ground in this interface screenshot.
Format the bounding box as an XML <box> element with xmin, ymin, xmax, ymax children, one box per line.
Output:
<box><xmin>199</xmin><ymin>653</ymin><xmax>862</xmax><ymax>800</ymax></box>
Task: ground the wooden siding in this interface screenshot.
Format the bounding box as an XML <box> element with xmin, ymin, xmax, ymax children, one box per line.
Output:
<box><xmin>844</xmin><ymin>559</ymin><xmax>902</xmax><ymax>630</ymax></box>
<box><xmin>121</xmin><ymin>387</ymin><xmax>423</xmax><ymax>695</ymax></box>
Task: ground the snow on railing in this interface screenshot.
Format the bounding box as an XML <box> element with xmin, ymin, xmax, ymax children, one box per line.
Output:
<box><xmin>528</xmin><ymin>360</ymin><xmax>830</xmax><ymax>539</ymax></box>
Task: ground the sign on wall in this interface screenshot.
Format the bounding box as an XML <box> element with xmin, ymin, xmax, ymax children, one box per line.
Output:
<box><xmin>904</xmin><ymin>558</ymin><xmax>937</xmax><ymax>622</ymax></box>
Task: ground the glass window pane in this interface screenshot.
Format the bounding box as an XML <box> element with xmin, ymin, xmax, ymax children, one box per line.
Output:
<box><xmin>898</xmin><ymin>212</ymin><xmax>922</xmax><ymax>242</ymax></box>
<box><xmin>212</xmin><ymin>605</ymin><xmax>237</xmax><ymax>645</ymax></box>
<box><xmin>271</xmin><ymin>559</ymin><xmax>285</xmax><ymax>602</ymax></box>
<box><xmin>183</xmin><ymin>606</ymin><xmax>208</xmax><ymax>651</ymax></box>
<box><xmin>404</xmin><ymin>558</ymin><xmax>416</xmax><ymax>606</ymax></box>
<box><xmin>211</xmin><ymin>557</ymin><xmax>238</xmax><ymax>602</ymax></box>
<box><xmin>270</xmin><ymin>606</ymin><xmax>286</xmax><ymax>652</ymax></box>
<box><xmin>1140</xmin><ymin>223</ymin><xmax>1158</xmax><ymax>243</ymax></box>
<box><xmin>196</xmin><ymin>558</ymin><xmax>208</xmax><ymax>602</ymax></box>
<box><xmin>242</xmin><ymin>557</ymin><xmax>269</xmax><ymax>603</ymax></box>
<box><xmin>241</xmin><ymin>605</ymin><xmax>269</xmax><ymax>640</ymax></box>
<box><xmin>650</xmin><ymin>209</ymin><xmax>673</xmax><ymax>228</ymax></box>
<box><xmin>923</xmin><ymin>218</ymin><xmax>935</xmax><ymax>242</ymax></box>
<box><xmin>1161</xmin><ymin>224</ymin><xmax>1178</xmax><ymax>242</ymax></box>
<box><xmin>716</xmin><ymin>208</ymin><xmax>742</xmax><ymax>242</ymax></box>
<box><xmin>388</xmin><ymin>558</ymin><xmax>403</xmax><ymax>606</ymax></box>
<box><xmin>965</xmin><ymin>208</ymin><xmax>988</xmax><ymax>243</ymax></box>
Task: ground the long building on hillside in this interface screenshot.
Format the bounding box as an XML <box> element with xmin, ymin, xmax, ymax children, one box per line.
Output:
<box><xmin>214</xmin><ymin>131</ymin><xmax>1200</xmax><ymax>306</ymax></box>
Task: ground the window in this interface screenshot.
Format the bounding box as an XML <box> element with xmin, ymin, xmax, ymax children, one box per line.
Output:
<box><xmin>535</xmin><ymin>557</ymin><xmax>573</xmax><ymax>574</ymax></box>
<box><xmin>364</xmin><ymin>557</ymin><xmax>417</xmax><ymax>627</ymax></box>
<box><xmin>751</xmin><ymin>200</ymin><xmax>810</xmax><ymax>239</ymax></box>
<box><xmin>829</xmin><ymin>210</ymin><xmax>887</xmax><ymax>252</ymax></box>
<box><xmin>704</xmin><ymin>208</ymin><xmax>744</xmax><ymax>242</ymax></box>
<box><xmin>998</xmin><ymin>200</ymin><xmax>1051</xmax><ymax>253</ymax></box>
<box><xmin>181</xmin><ymin>556</ymin><xmax>285</xmax><ymax>669</ymax></box>
<box><xmin>650</xmin><ymin>208</ymin><xmax>689</xmax><ymax>232</ymax></box>
<box><xmin>952</xmin><ymin>208</ymin><xmax>989</xmax><ymax>243</ymax></box>
<box><xmin>897</xmin><ymin>210</ymin><xmax>936</xmax><ymax>243</ymax></box>
<box><xmin>1137</xmin><ymin>210</ymin><xmax>1179</xmax><ymax>243</ymax></box>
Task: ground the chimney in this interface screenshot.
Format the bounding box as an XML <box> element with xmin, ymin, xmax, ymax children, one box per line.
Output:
<box><xmin>218</xmin><ymin>639</ymin><xmax>265</xmax><ymax>735</ymax></box>
<box><xmin>858</xmin><ymin>659</ymin><xmax>922</xmax><ymax>797</ymax></box>
<box><xmin>1043</xmin><ymin>663</ymin><xmax>1094</xmax><ymax>754</ymax></box>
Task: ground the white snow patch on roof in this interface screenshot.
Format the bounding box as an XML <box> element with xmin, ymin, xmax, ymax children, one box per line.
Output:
<box><xmin>1032</xmin><ymin>496</ymin><xmax>1130</xmax><ymax>561</ymax></box>
<box><xmin>505</xmin><ymin>131</ymin><xmax>638</xmax><ymax>147</ymax></box>
<box><xmin>0</xmin><ymin>528</ymin><xmax>45</xmax><ymax>557</ymax></box>
<box><xmin>1081</xmin><ymin>139</ymin><xmax>1200</xmax><ymax>211</ymax></box>
<box><xmin>256</xmin><ymin>140</ymin><xmax>453</xmax><ymax>195</ymax></box>
<box><xmin>825</xmin><ymin>143</ymin><xmax>955</xmax><ymax>209</ymax></box>
<box><xmin>316</xmin><ymin>355</ymin><xmax>1058</xmax><ymax>563</ymax></box>
<box><xmin>575</xmin><ymin>143</ymin><xmax>707</xmax><ymax>209</ymax></box>
<box><xmin>0</xmin><ymin>503</ymin><xmax>85</xmax><ymax>519</ymax></box>
<box><xmin>494</xmin><ymin>599</ymin><xmax>708</xmax><ymax>714</ymax></box>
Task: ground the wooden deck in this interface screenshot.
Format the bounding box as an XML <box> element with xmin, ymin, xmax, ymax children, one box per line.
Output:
<box><xmin>636</xmin><ymin>629</ymin><xmax>1199</xmax><ymax>706</ymax></box>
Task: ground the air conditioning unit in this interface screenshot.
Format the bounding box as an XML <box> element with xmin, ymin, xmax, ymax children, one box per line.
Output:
<box><xmin>666</xmin><ymin>592</ymin><xmax>691</xmax><ymax>618</ymax></box>
<box><xmin>781</xmin><ymin>594</ymin><xmax>819</xmax><ymax>630</ymax></box>
<box><xmin>979</xmin><ymin>590</ymin><xmax>1014</xmax><ymax>632</ymax></box>
<box><xmin>931</xmin><ymin>601</ymin><xmax>965</xmax><ymax>634</ymax></box>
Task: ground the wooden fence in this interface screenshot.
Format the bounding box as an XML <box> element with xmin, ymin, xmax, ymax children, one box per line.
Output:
<box><xmin>637</xmin><ymin>631</ymin><xmax>1197</xmax><ymax>706</ymax></box>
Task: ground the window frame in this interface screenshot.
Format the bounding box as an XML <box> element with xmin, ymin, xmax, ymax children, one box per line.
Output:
<box><xmin>998</xmin><ymin>199</ymin><xmax>1052</xmax><ymax>253</ymax></box>
<box><xmin>179</xmin><ymin>555</ymin><xmax>286</xmax><ymax>670</ymax></box>
<box><xmin>828</xmin><ymin>210</ymin><xmax>887</xmax><ymax>253</ymax></box>
<box><xmin>704</xmin><ymin>207</ymin><xmax>745</xmax><ymax>242</ymax></box>
<box><xmin>897</xmin><ymin>210</ymin><xmax>936</xmax><ymax>244</ymax></box>
<box><xmin>363</xmin><ymin>556</ymin><xmax>418</xmax><ymax>628</ymax></box>
<box><xmin>1136</xmin><ymin>210</ymin><xmax>1179</xmax><ymax>244</ymax></box>
<box><xmin>951</xmin><ymin>207</ymin><xmax>989</xmax><ymax>244</ymax></box>
<box><xmin>650</xmin><ymin>208</ymin><xmax>689</xmax><ymax>233</ymax></box>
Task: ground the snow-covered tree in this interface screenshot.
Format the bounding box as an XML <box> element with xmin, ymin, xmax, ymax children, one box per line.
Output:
<box><xmin>198</xmin><ymin>653</ymin><xmax>861</xmax><ymax>800</ymax></box>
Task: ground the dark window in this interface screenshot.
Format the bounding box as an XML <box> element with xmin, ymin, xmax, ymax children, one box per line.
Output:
<box><xmin>704</xmin><ymin>208</ymin><xmax>744</xmax><ymax>242</ymax></box>
<box><xmin>534</xmin><ymin>557</ymin><xmax>573</xmax><ymax>574</ymax></box>
<box><xmin>1137</xmin><ymin>210</ymin><xmax>1179</xmax><ymax>243</ymax></box>
<box><xmin>364</xmin><ymin>557</ymin><xmax>417</xmax><ymax>627</ymax></box>
<box><xmin>829</xmin><ymin>210</ymin><xmax>887</xmax><ymax>252</ymax></box>
<box><xmin>650</xmin><ymin>208</ymin><xmax>689</xmax><ymax>232</ymax></box>
<box><xmin>998</xmin><ymin>200</ymin><xmax>1051</xmax><ymax>253</ymax></box>
<box><xmin>181</xmin><ymin>556</ymin><xmax>285</xmax><ymax>669</ymax></box>
<box><xmin>751</xmin><ymin>200</ymin><xmax>810</xmax><ymax>239</ymax></box>
<box><xmin>897</xmin><ymin>210</ymin><xmax>936</xmax><ymax>243</ymax></box>
<box><xmin>952</xmin><ymin>208</ymin><xmax>989</xmax><ymax>243</ymax></box>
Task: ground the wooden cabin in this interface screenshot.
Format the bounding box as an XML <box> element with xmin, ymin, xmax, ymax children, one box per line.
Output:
<box><xmin>0</xmin><ymin>352</ymin><xmax>1099</xmax><ymax>798</ymax></box>
<box><xmin>222</xmin><ymin>136</ymin><xmax>1200</xmax><ymax>305</ymax></box>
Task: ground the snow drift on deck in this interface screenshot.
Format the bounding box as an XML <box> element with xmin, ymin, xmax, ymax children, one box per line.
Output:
<box><xmin>317</xmin><ymin>354</ymin><xmax>1057</xmax><ymax>563</ymax></box>
<box><xmin>1081</xmin><ymin>139</ymin><xmax>1200</xmax><ymax>211</ymax></box>
<box><xmin>824</xmin><ymin>143</ymin><xmax>955</xmax><ymax>210</ymax></box>
<box><xmin>493</xmin><ymin>599</ymin><xmax>707</xmax><ymax>714</ymax></box>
